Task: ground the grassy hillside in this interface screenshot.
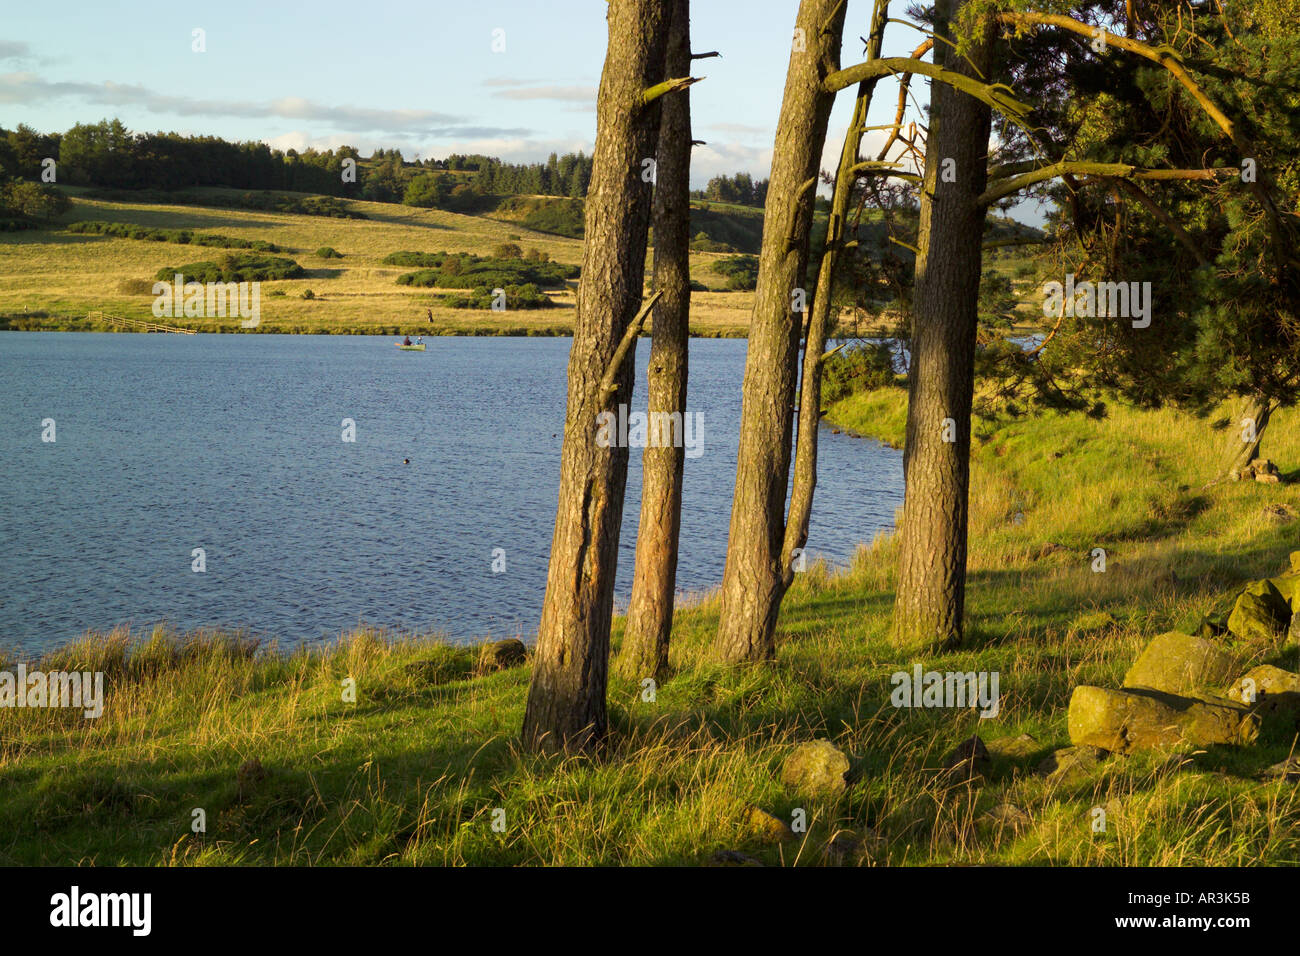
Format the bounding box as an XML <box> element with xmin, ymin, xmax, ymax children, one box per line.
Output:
<box><xmin>0</xmin><ymin>188</ymin><xmax>775</xmax><ymax>337</ymax></box>
<box><xmin>3</xmin><ymin>395</ymin><xmax>1298</xmax><ymax>865</ymax></box>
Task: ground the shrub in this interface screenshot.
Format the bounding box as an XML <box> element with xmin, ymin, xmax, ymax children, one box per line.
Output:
<box><xmin>302</xmin><ymin>288</ymin><xmax>316</xmax><ymax>300</ymax></box>
<box><xmin>154</xmin><ymin>253</ymin><xmax>305</xmax><ymax>283</ymax></box>
<box><xmin>493</xmin><ymin>242</ymin><xmax>523</xmax><ymax>259</ymax></box>
<box><xmin>315</xmin><ymin>246</ymin><xmax>342</xmax><ymax>258</ymax></box>
<box><xmin>712</xmin><ymin>254</ymin><xmax>759</xmax><ymax>291</ymax></box>
<box><xmin>821</xmin><ymin>341</ymin><xmax>898</xmax><ymax>403</ymax></box>
<box><xmin>387</xmin><ymin>250</ymin><xmax>578</xmax><ymax>289</ymax></box>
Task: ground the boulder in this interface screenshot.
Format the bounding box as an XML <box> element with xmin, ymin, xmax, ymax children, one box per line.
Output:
<box><xmin>1251</xmin><ymin>459</ymin><xmax>1282</xmax><ymax>483</ymax></box>
<box><xmin>1122</xmin><ymin>631</ymin><xmax>1243</xmax><ymax>695</ymax></box>
<box><xmin>941</xmin><ymin>735</ymin><xmax>990</xmax><ymax>784</ymax></box>
<box><xmin>1227</xmin><ymin>664</ymin><xmax>1300</xmax><ymax>702</ymax></box>
<box><xmin>1036</xmin><ymin>745</ymin><xmax>1108</xmax><ymax>786</ymax></box>
<box><xmin>1227</xmin><ymin>579</ymin><xmax>1291</xmax><ymax>644</ymax></box>
<box><xmin>745</xmin><ymin>806</ymin><xmax>795</xmax><ymax>843</ymax></box>
<box><xmin>979</xmin><ymin>802</ymin><xmax>1031</xmax><ymax>831</ymax></box>
<box><xmin>1263</xmin><ymin>757</ymin><xmax>1300</xmax><ymax>782</ymax></box>
<box><xmin>476</xmin><ymin>638</ymin><xmax>528</xmax><ymax>673</ymax></box>
<box><xmin>1068</xmin><ymin>685</ymin><xmax>1259</xmax><ymax>754</ymax></box>
<box><xmin>986</xmin><ymin>732</ymin><xmax>1041</xmax><ymax>760</ymax></box>
<box><xmin>780</xmin><ymin>739</ymin><xmax>850</xmax><ymax>795</ymax></box>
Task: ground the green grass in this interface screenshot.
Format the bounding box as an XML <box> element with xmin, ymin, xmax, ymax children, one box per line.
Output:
<box><xmin>3</xmin><ymin>395</ymin><xmax>1299</xmax><ymax>865</ymax></box>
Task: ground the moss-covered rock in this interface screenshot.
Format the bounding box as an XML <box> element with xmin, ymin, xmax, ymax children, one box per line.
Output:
<box><xmin>1068</xmin><ymin>686</ymin><xmax>1259</xmax><ymax>753</ymax></box>
<box><xmin>1227</xmin><ymin>579</ymin><xmax>1291</xmax><ymax>644</ymax></box>
<box><xmin>1122</xmin><ymin>631</ymin><xmax>1244</xmax><ymax>695</ymax></box>
<box><xmin>780</xmin><ymin>739</ymin><xmax>850</xmax><ymax>795</ymax></box>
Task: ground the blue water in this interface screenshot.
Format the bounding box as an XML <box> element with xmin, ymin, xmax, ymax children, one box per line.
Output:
<box><xmin>0</xmin><ymin>333</ymin><xmax>903</xmax><ymax>652</ymax></box>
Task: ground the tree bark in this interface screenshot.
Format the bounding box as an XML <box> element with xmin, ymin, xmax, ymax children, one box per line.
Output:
<box><xmin>713</xmin><ymin>0</ymin><xmax>847</xmax><ymax>664</ymax></box>
<box><xmin>522</xmin><ymin>0</ymin><xmax>669</xmax><ymax>753</ymax></box>
<box><xmin>1220</xmin><ymin>392</ymin><xmax>1273</xmax><ymax>478</ymax></box>
<box><xmin>785</xmin><ymin>1</ymin><xmax>891</xmax><ymax>587</ymax></box>
<box><xmin>619</xmin><ymin>0</ymin><xmax>693</xmax><ymax>684</ymax></box>
<box><xmin>890</xmin><ymin>0</ymin><xmax>995</xmax><ymax>650</ymax></box>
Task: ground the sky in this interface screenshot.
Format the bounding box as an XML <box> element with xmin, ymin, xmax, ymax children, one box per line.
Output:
<box><xmin>1</xmin><ymin>0</ymin><xmax>1048</xmax><ymax>222</ymax></box>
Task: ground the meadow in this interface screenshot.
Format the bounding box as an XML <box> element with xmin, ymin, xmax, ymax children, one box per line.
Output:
<box><xmin>0</xmin><ymin>187</ymin><xmax>1041</xmax><ymax>338</ymax></box>
<box><xmin>3</xmin><ymin>391</ymin><xmax>1297</xmax><ymax>865</ymax></box>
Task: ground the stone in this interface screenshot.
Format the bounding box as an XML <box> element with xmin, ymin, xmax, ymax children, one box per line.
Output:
<box><xmin>1227</xmin><ymin>579</ymin><xmax>1291</xmax><ymax>644</ymax></box>
<box><xmin>1121</xmin><ymin>631</ymin><xmax>1244</xmax><ymax>695</ymax></box>
<box><xmin>780</xmin><ymin>739</ymin><xmax>850</xmax><ymax>795</ymax></box>
<box><xmin>980</xmin><ymin>803</ymin><xmax>1031</xmax><ymax>831</ymax></box>
<box><xmin>1067</xmin><ymin>685</ymin><xmax>1259</xmax><ymax>754</ymax></box>
<box><xmin>1262</xmin><ymin>504</ymin><xmax>1297</xmax><ymax>524</ymax></box>
<box><xmin>709</xmin><ymin>849</ymin><xmax>763</xmax><ymax>866</ymax></box>
<box><xmin>1262</xmin><ymin>757</ymin><xmax>1300</xmax><ymax>782</ymax></box>
<box><xmin>745</xmin><ymin>806</ymin><xmax>795</xmax><ymax>843</ymax></box>
<box><xmin>940</xmin><ymin>735</ymin><xmax>990</xmax><ymax>784</ymax></box>
<box><xmin>1036</xmin><ymin>745</ymin><xmax>1108</xmax><ymax>785</ymax></box>
<box><xmin>1226</xmin><ymin>664</ymin><xmax>1300</xmax><ymax>702</ymax></box>
<box><xmin>986</xmin><ymin>732</ymin><xmax>1041</xmax><ymax>760</ymax></box>
<box><xmin>476</xmin><ymin>638</ymin><xmax>527</xmax><ymax>673</ymax></box>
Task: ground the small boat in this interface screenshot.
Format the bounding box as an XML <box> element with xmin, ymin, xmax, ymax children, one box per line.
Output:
<box><xmin>396</xmin><ymin>342</ymin><xmax>426</xmax><ymax>351</ymax></box>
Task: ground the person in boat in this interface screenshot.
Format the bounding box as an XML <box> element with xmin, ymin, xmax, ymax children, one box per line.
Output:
<box><xmin>403</xmin><ymin>335</ymin><xmax>412</xmax><ymax>346</ymax></box>
<box><xmin>416</xmin><ymin>336</ymin><xmax>423</xmax><ymax>345</ymax></box>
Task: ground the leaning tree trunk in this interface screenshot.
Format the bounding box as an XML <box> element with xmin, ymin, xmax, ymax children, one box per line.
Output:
<box><xmin>1220</xmin><ymin>392</ymin><xmax>1273</xmax><ymax>479</ymax></box>
<box><xmin>785</xmin><ymin>1</ymin><xmax>891</xmax><ymax>584</ymax></box>
<box><xmin>619</xmin><ymin>0</ymin><xmax>693</xmax><ymax>683</ymax></box>
<box><xmin>889</xmin><ymin>0</ymin><xmax>994</xmax><ymax>650</ymax></box>
<box><xmin>713</xmin><ymin>0</ymin><xmax>847</xmax><ymax>664</ymax></box>
<box><xmin>522</xmin><ymin>0</ymin><xmax>670</xmax><ymax>754</ymax></box>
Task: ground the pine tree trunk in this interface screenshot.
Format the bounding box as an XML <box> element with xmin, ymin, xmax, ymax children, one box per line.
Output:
<box><xmin>1220</xmin><ymin>393</ymin><xmax>1272</xmax><ymax>478</ymax></box>
<box><xmin>619</xmin><ymin>0</ymin><xmax>692</xmax><ymax>684</ymax></box>
<box><xmin>522</xmin><ymin>0</ymin><xmax>669</xmax><ymax>753</ymax></box>
<box><xmin>785</xmin><ymin>2</ymin><xmax>891</xmax><ymax>583</ymax></box>
<box><xmin>713</xmin><ymin>0</ymin><xmax>847</xmax><ymax>664</ymax></box>
<box><xmin>889</xmin><ymin>0</ymin><xmax>994</xmax><ymax>650</ymax></box>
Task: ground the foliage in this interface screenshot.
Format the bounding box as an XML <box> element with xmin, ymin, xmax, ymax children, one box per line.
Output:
<box><xmin>387</xmin><ymin>251</ymin><xmax>578</xmax><ymax>289</ymax></box>
<box><xmin>154</xmin><ymin>253</ymin><xmax>305</xmax><ymax>283</ymax></box>
<box><xmin>68</xmin><ymin>220</ymin><xmax>282</xmax><ymax>251</ymax></box>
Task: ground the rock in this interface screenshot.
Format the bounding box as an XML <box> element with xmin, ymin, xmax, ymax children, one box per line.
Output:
<box><xmin>1291</xmin><ymin>551</ymin><xmax>1300</xmax><ymax>574</ymax></box>
<box><xmin>1262</xmin><ymin>504</ymin><xmax>1296</xmax><ymax>524</ymax></box>
<box><xmin>941</xmin><ymin>735</ymin><xmax>990</xmax><ymax>784</ymax></box>
<box><xmin>1036</xmin><ymin>745</ymin><xmax>1108</xmax><ymax>785</ymax></box>
<box><xmin>1227</xmin><ymin>579</ymin><xmax>1291</xmax><ymax>644</ymax></box>
<box><xmin>1121</xmin><ymin>631</ymin><xmax>1244</xmax><ymax>695</ymax></box>
<box><xmin>1068</xmin><ymin>686</ymin><xmax>1259</xmax><ymax>754</ymax></box>
<box><xmin>476</xmin><ymin>638</ymin><xmax>527</xmax><ymax>673</ymax></box>
<box><xmin>709</xmin><ymin>849</ymin><xmax>764</xmax><ymax>866</ymax></box>
<box><xmin>1227</xmin><ymin>664</ymin><xmax>1300</xmax><ymax>702</ymax></box>
<box><xmin>825</xmin><ymin>830</ymin><xmax>861</xmax><ymax>860</ymax></box>
<box><xmin>1262</xmin><ymin>757</ymin><xmax>1300</xmax><ymax>782</ymax></box>
<box><xmin>985</xmin><ymin>732</ymin><xmax>1041</xmax><ymax>760</ymax></box>
<box><xmin>236</xmin><ymin>758</ymin><xmax>266</xmax><ymax>798</ymax></box>
<box><xmin>1251</xmin><ymin>459</ymin><xmax>1281</xmax><ymax>482</ymax></box>
<box><xmin>980</xmin><ymin>802</ymin><xmax>1031</xmax><ymax>831</ymax></box>
<box><xmin>1227</xmin><ymin>665</ymin><xmax>1300</xmax><ymax>731</ymax></box>
<box><xmin>745</xmin><ymin>806</ymin><xmax>795</xmax><ymax>843</ymax></box>
<box><xmin>780</xmin><ymin>739</ymin><xmax>850</xmax><ymax>795</ymax></box>
<box><xmin>1289</xmin><ymin>612</ymin><xmax>1300</xmax><ymax>647</ymax></box>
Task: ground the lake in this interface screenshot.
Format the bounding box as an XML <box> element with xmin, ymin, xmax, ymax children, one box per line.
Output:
<box><xmin>0</xmin><ymin>333</ymin><xmax>904</xmax><ymax>653</ymax></box>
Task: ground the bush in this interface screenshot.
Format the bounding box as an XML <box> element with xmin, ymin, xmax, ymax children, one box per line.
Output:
<box><xmin>315</xmin><ymin>246</ymin><xmax>342</xmax><ymax>258</ymax></box>
<box><xmin>302</xmin><ymin>289</ymin><xmax>316</xmax><ymax>300</ymax></box>
<box><xmin>440</xmin><ymin>283</ymin><xmax>555</xmax><ymax>310</ymax></box>
<box><xmin>154</xmin><ymin>253</ymin><xmax>305</xmax><ymax>283</ymax></box>
<box><xmin>493</xmin><ymin>242</ymin><xmax>523</xmax><ymax>259</ymax></box>
<box><xmin>821</xmin><ymin>341</ymin><xmax>898</xmax><ymax>403</ymax></box>
<box><xmin>67</xmin><ymin>220</ymin><xmax>281</xmax><ymax>252</ymax></box>
<box><xmin>712</xmin><ymin>254</ymin><xmax>759</xmax><ymax>291</ymax></box>
<box><xmin>386</xmin><ymin>250</ymin><xmax>578</xmax><ymax>289</ymax></box>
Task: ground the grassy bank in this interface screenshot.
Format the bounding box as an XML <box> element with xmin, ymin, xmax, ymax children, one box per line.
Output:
<box><xmin>3</xmin><ymin>392</ymin><xmax>1299</xmax><ymax>865</ymax></box>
